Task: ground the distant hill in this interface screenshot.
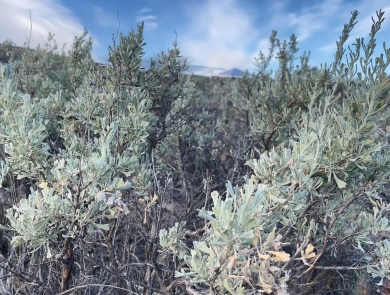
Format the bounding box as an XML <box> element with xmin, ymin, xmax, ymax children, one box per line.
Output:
<box><xmin>219</xmin><ymin>68</ymin><xmax>244</xmax><ymax>77</ymax></box>
<box><xmin>0</xmin><ymin>45</ymin><xmax>242</xmax><ymax>78</ymax></box>
<box><xmin>183</xmin><ymin>65</ymin><xmax>224</xmax><ymax>77</ymax></box>
<box><xmin>0</xmin><ymin>45</ymin><xmax>26</xmax><ymax>64</ymax></box>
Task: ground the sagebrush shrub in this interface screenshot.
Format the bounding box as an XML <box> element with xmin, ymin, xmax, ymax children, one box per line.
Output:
<box><xmin>0</xmin><ymin>8</ymin><xmax>389</xmax><ymax>295</ymax></box>
<box><xmin>160</xmin><ymin>9</ymin><xmax>390</xmax><ymax>295</ymax></box>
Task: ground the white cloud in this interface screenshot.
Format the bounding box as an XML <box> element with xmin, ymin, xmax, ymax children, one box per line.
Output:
<box><xmin>178</xmin><ymin>0</ymin><xmax>390</xmax><ymax>71</ymax></box>
<box><xmin>343</xmin><ymin>2</ymin><xmax>390</xmax><ymax>37</ymax></box>
<box><xmin>0</xmin><ymin>0</ymin><xmax>85</xmax><ymax>51</ymax></box>
<box><xmin>319</xmin><ymin>43</ymin><xmax>336</xmax><ymax>53</ymax></box>
<box><xmin>136</xmin><ymin>9</ymin><xmax>158</xmax><ymax>30</ymax></box>
<box><xmin>93</xmin><ymin>6</ymin><xmax>118</xmax><ymax>28</ymax></box>
<box><xmin>248</xmin><ymin>0</ymin><xmax>390</xmax><ymax>70</ymax></box>
<box><xmin>252</xmin><ymin>38</ymin><xmax>272</xmax><ymax>63</ymax></box>
<box><xmin>139</xmin><ymin>7</ymin><xmax>152</xmax><ymax>14</ymax></box>
<box><xmin>320</xmin><ymin>0</ymin><xmax>390</xmax><ymax>52</ymax></box>
<box><xmin>180</xmin><ymin>0</ymin><xmax>258</xmax><ymax>70</ymax></box>
<box><xmin>287</xmin><ymin>0</ymin><xmax>344</xmax><ymax>42</ymax></box>
<box><xmin>137</xmin><ymin>15</ymin><xmax>156</xmax><ymax>22</ymax></box>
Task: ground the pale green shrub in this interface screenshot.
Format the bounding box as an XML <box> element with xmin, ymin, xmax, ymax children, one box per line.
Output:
<box><xmin>160</xmin><ymin>10</ymin><xmax>390</xmax><ymax>295</ymax></box>
<box><xmin>0</xmin><ymin>22</ymin><xmax>203</xmax><ymax>294</ymax></box>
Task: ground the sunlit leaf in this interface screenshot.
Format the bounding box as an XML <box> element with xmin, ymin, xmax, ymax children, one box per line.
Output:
<box><xmin>267</xmin><ymin>251</ymin><xmax>290</xmax><ymax>262</ymax></box>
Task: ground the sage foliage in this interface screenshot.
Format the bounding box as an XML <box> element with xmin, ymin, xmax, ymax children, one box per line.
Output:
<box><xmin>0</xmin><ymin>22</ymin><xmax>210</xmax><ymax>293</ymax></box>
<box><xmin>0</xmin><ymin>8</ymin><xmax>389</xmax><ymax>295</ymax></box>
<box><xmin>160</xmin><ymin>10</ymin><xmax>390</xmax><ymax>294</ymax></box>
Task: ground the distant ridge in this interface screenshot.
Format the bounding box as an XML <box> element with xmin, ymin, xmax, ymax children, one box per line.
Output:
<box><xmin>184</xmin><ymin>65</ymin><xmax>226</xmax><ymax>77</ymax></box>
<box><xmin>219</xmin><ymin>68</ymin><xmax>244</xmax><ymax>77</ymax></box>
<box><xmin>0</xmin><ymin>45</ymin><xmax>243</xmax><ymax>78</ymax></box>
<box><xmin>0</xmin><ymin>45</ymin><xmax>26</xmax><ymax>64</ymax></box>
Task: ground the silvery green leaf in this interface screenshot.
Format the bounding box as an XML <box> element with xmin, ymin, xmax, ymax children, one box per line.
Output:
<box><xmin>195</xmin><ymin>241</ymin><xmax>210</xmax><ymax>254</ymax></box>
<box><xmin>110</xmin><ymin>177</ymin><xmax>132</xmax><ymax>190</ymax></box>
<box><xmin>223</xmin><ymin>279</ymin><xmax>236</xmax><ymax>294</ymax></box>
<box><xmin>333</xmin><ymin>172</ymin><xmax>347</xmax><ymax>188</ymax></box>
<box><xmin>237</xmin><ymin>230</ymin><xmax>255</xmax><ymax>240</ymax></box>
<box><xmin>198</xmin><ymin>209</ymin><xmax>216</xmax><ymax>222</ymax></box>
<box><xmin>0</xmin><ymin>224</ymin><xmax>13</xmax><ymax>231</ymax></box>
<box><xmin>267</xmin><ymin>192</ymin><xmax>287</xmax><ymax>203</ymax></box>
<box><xmin>47</xmin><ymin>245</ymin><xmax>52</xmax><ymax>258</ymax></box>
<box><xmin>226</xmin><ymin>181</ymin><xmax>236</xmax><ymax>198</ymax></box>
<box><xmin>93</xmin><ymin>223</ymin><xmax>110</xmax><ymax>231</ymax></box>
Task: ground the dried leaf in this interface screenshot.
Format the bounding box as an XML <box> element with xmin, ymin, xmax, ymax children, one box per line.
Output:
<box><xmin>303</xmin><ymin>244</ymin><xmax>316</xmax><ymax>259</ymax></box>
<box><xmin>258</xmin><ymin>253</ymin><xmax>270</xmax><ymax>260</ymax></box>
<box><xmin>267</xmin><ymin>251</ymin><xmax>290</xmax><ymax>262</ymax></box>
<box><xmin>38</xmin><ymin>182</ymin><xmax>48</xmax><ymax>190</ymax></box>
<box><xmin>227</xmin><ymin>255</ymin><xmax>235</xmax><ymax>270</ymax></box>
<box><xmin>269</xmin><ymin>265</ymin><xmax>280</xmax><ymax>273</ymax></box>
<box><xmin>259</xmin><ymin>274</ymin><xmax>273</xmax><ymax>290</ymax></box>
<box><xmin>277</xmin><ymin>286</ymin><xmax>289</xmax><ymax>295</ymax></box>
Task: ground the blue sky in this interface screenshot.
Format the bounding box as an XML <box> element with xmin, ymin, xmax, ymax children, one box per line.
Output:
<box><xmin>1</xmin><ymin>0</ymin><xmax>390</xmax><ymax>75</ymax></box>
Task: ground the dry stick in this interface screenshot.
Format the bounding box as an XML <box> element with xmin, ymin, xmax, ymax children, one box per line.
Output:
<box><xmin>203</xmin><ymin>169</ymin><xmax>211</xmax><ymax>213</ymax></box>
<box><xmin>265</xmin><ymin>128</ymin><xmax>277</xmax><ymax>151</ymax></box>
<box><xmin>282</xmin><ymin>202</ymin><xmax>316</xmax><ymax>242</ymax></box>
<box><xmin>57</xmin><ymin>148</ymin><xmax>87</xmax><ymax>291</ymax></box>
<box><xmin>0</xmin><ymin>260</ymin><xmax>41</xmax><ymax>285</ymax></box>
<box><xmin>60</xmin><ymin>238</ymin><xmax>73</xmax><ymax>292</ymax></box>
<box><xmin>73</xmin><ymin>252</ymin><xmax>168</xmax><ymax>295</ymax></box>
<box><xmin>106</xmin><ymin>219</ymin><xmax>119</xmax><ymax>270</ymax></box>
<box><xmin>314</xmin><ymin>265</ymin><xmax>367</xmax><ymax>271</ymax></box>
<box><xmin>327</xmin><ymin>228</ymin><xmax>370</xmax><ymax>252</ymax></box>
<box><xmin>25</xmin><ymin>10</ymin><xmax>32</xmax><ymax>96</ymax></box>
<box><xmin>304</xmin><ymin>176</ymin><xmax>375</xmax><ymax>274</ymax></box>
<box><xmin>178</xmin><ymin>137</ymin><xmax>190</xmax><ymax>213</ymax></box>
<box><xmin>209</xmin><ymin>243</ymin><xmax>234</xmax><ymax>291</ymax></box>
<box><xmin>277</xmin><ymin>220</ymin><xmax>314</xmax><ymax>276</ymax></box>
<box><xmin>163</xmin><ymin>278</ymin><xmax>201</xmax><ymax>295</ymax></box>
<box><xmin>56</xmin><ymin>283</ymin><xmax>136</xmax><ymax>295</ymax></box>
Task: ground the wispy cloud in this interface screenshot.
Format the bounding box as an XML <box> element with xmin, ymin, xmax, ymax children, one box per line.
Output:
<box><xmin>138</xmin><ymin>15</ymin><xmax>157</xmax><ymax>22</ymax></box>
<box><xmin>245</xmin><ymin>0</ymin><xmax>390</xmax><ymax>70</ymax></box>
<box><xmin>180</xmin><ymin>0</ymin><xmax>258</xmax><ymax>70</ymax></box>
<box><xmin>93</xmin><ymin>6</ymin><xmax>118</xmax><ymax>28</ymax></box>
<box><xmin>0</xmin><ymin>0</ymin><xmax>85</xmax><ymax>51</ymax></box>
<box><xmin>2</xmin><ymin>0</ymin><xmax>388</xmax><ymax>72</ymax></box>
<box><xmin>319</xmin><ymin>9</ymin><xmax>390</xmax><ymax>53</ymax></box>
<box><xmin>301</xmin><ymin>0</ymin><xmax>390</xmax><ymax>53</ymax></box>
<box><xmin>136</xmin><ymin>8</ymin><xmax>158</xmax><ymax>30</ymax></box>
<box><xmin>139</xmin><ymin>7</ymin><xmax>151</xmax><ymax>14</ymax></box>
<box><xmin>287</xmin><ymin>0</ymin><xmax>344</xmax><ymax>42</ymax></box>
